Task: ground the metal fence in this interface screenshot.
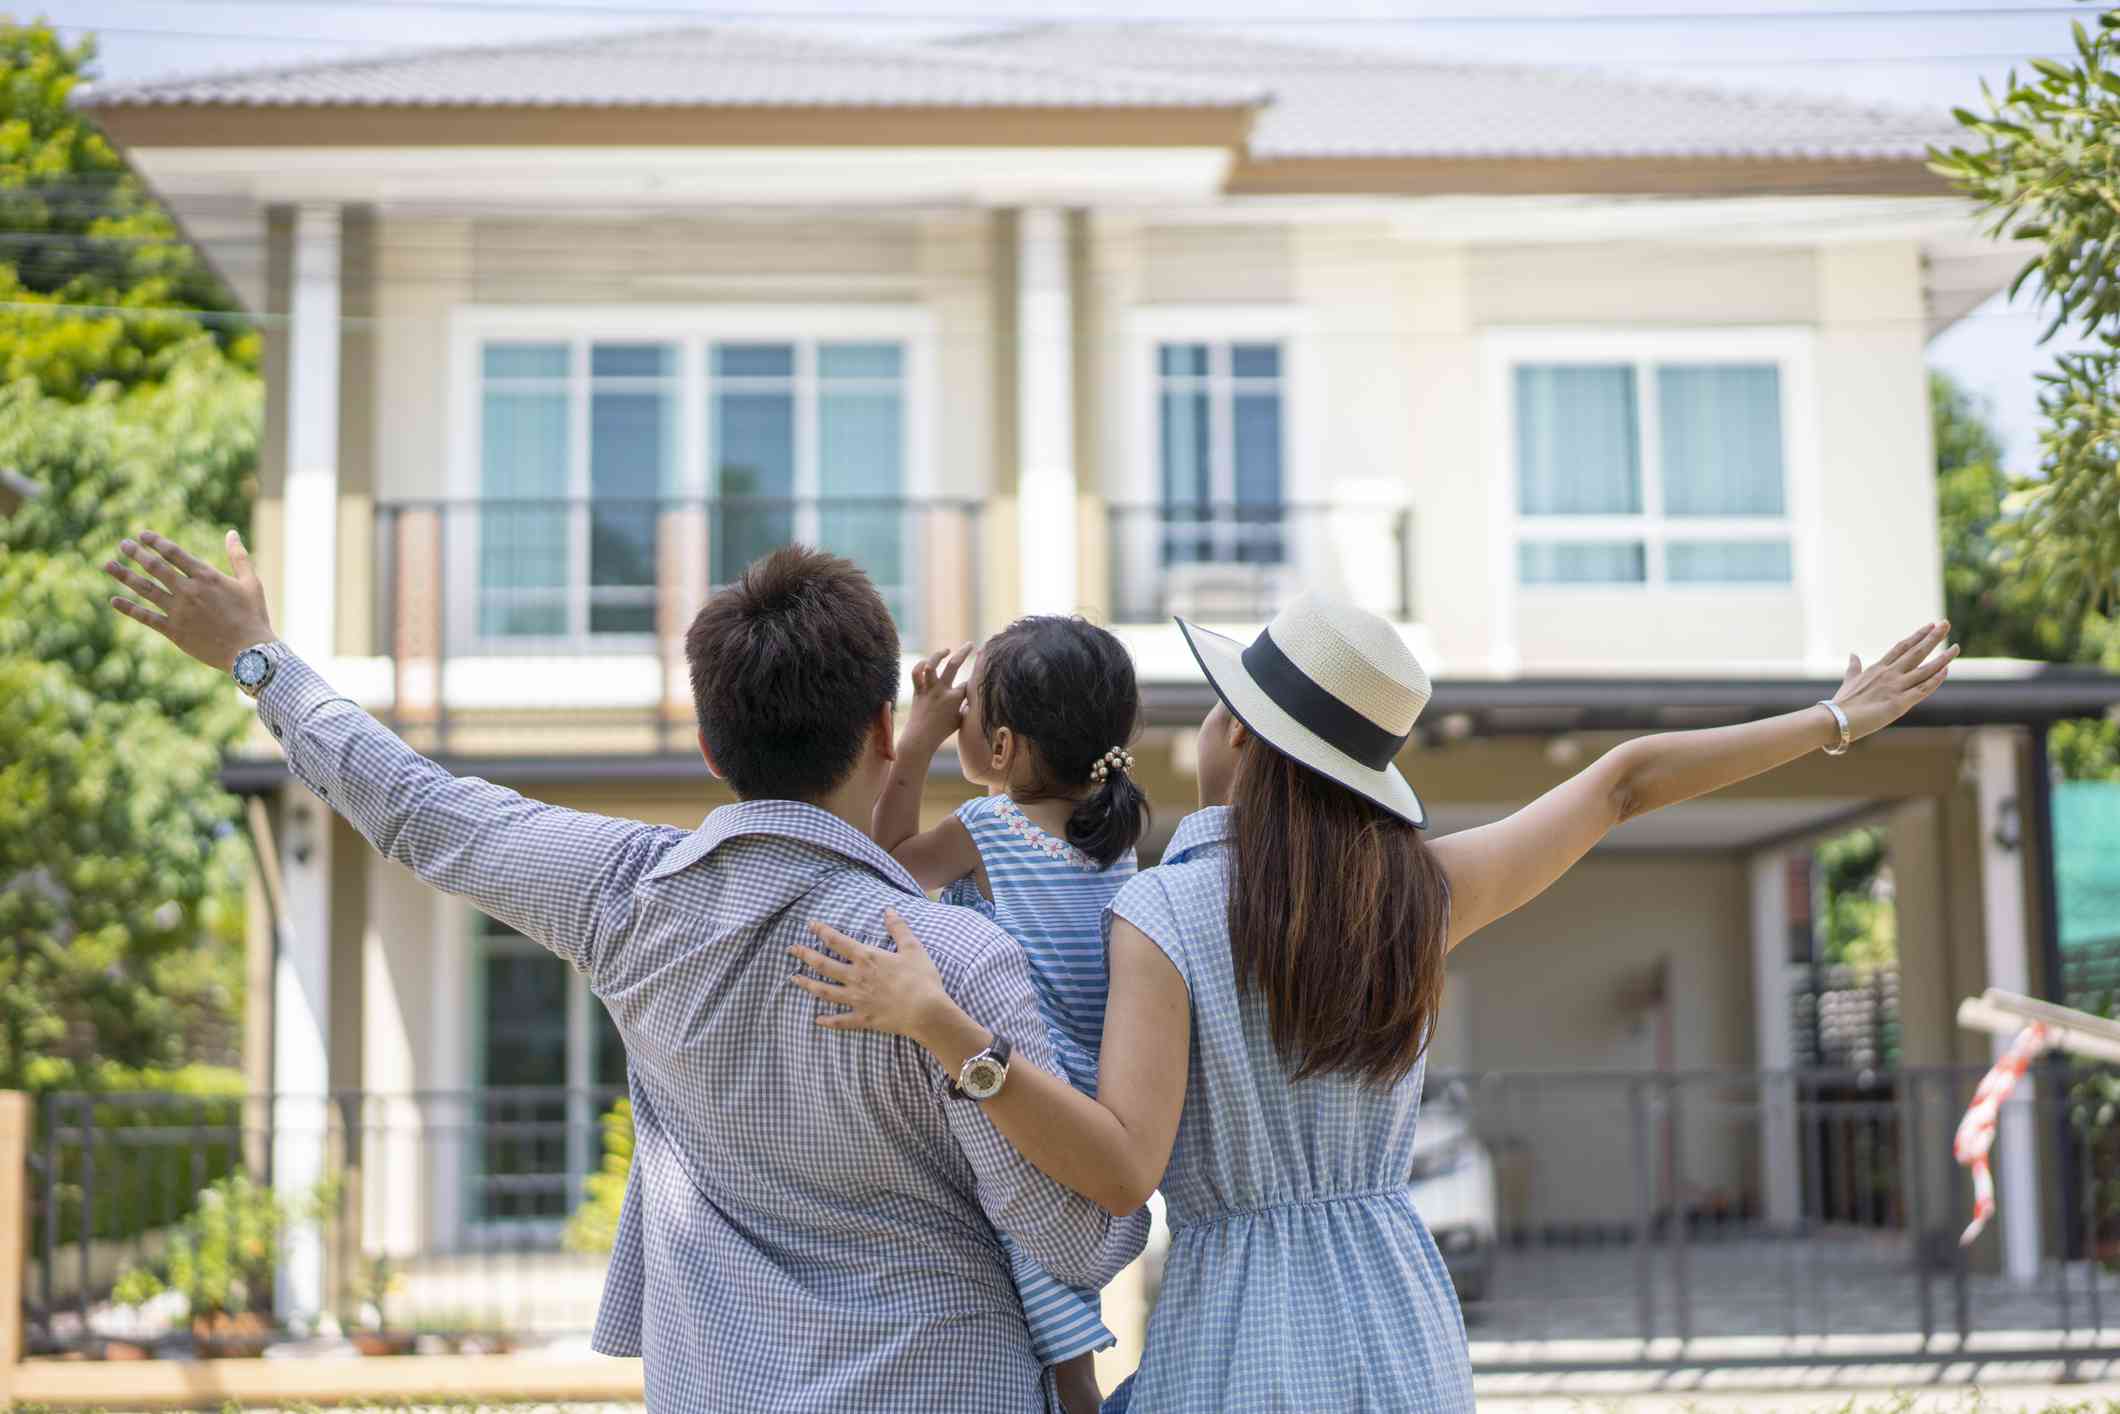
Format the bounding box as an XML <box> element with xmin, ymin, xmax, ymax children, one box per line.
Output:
<box><xmin>1426</xmin><ymin>1063</ymin><xmax>2120</xmax><ymax>1370</ymax></box>
<box><xmin>26</xmin><ymin>1088</ymin><xmax>624</xmax><ymax>1359</ymax></box>
<box><xmin>1104</xmin><ymin>501</ymin><xmax>1414</xmax><ymax>625</ymax></box>
<box><xmin>24</xmin><ymin>1066</ymin><xmax>2120</xmax><ymax>1369</ymax></box>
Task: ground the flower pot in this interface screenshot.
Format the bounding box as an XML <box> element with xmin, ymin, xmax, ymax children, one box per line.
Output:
<box><xmin>191</xmin><ymin>1311</ymin><xmax>274</xmax><ymax>1359</ymax></box>
<box><xmin>102</xmin><ymin>1340</ymin><xmax>153</xmax><ymax>1361</ymax></box>
<box><xmin>352</xmin><ymin>1330</ymin><xmax>417</xmax><ymax>1357</ymax></box>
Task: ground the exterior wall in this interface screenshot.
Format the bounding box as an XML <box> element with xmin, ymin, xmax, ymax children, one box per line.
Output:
<box><xmin>1444</xmin><ymin>853</ymin><xmax>1757</xmax><ymax>1229</ymax></box>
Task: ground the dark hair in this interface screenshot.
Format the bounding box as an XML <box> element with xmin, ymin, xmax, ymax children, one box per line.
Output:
<box><xmin>1228</xmin><ymin>738</ymin><xmax>1451</xmax><ymax>1087</ymax></box>
<box><xmin>684</xmin><ymin>546</ymin><xmax>900</xmax><ymax>802</ymax></box>
<box><xmin>976</xmin><ymin>615</ymin><xmax>1148</xmax><ymax>869</ymax></box>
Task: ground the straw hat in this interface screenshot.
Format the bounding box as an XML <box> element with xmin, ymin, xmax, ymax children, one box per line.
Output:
<box><xmin>1177</xmin><ymin>594</ymin><xmax>1433</xmax><ymax>829</ymax></box>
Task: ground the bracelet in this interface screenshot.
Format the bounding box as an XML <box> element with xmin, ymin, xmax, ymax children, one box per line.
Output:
<box><xmin>1815</xmin><ymin>699</ymin><xmax>1852</xmax><ymax>757</ymax></box>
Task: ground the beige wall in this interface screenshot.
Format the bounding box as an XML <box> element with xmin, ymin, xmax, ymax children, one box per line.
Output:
<box><xmin>1445</xmin><ymin>852</ymin><xmax>1758</xmax><ymax>1227</ymax></box>
<box><xmin>1469</xmin><ymin>244</ymin><xmax>1819</xmax><ymax>326</ymax></box>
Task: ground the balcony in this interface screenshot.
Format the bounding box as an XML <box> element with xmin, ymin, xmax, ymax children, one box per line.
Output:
<box><xmin>371</xmin><ymin>496</ymin><xmax>983</xmax><ymax>754</ymax></box>
<box><xmin>1101</xmin><ymin>500</ymin><xmax>1415</xmax><ymax>625</ymax></box>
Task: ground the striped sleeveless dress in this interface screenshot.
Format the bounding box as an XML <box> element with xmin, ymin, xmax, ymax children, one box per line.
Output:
<box><xmin>942</xmin><ymin>793</ymin><xmax>1136</xmax><ymax>1365</ymax></box>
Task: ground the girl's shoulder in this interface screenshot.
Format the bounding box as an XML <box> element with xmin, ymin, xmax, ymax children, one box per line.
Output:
<box><xmin>960</xmin><ymin>794</ymin><xmax>1108</xmax><ymax>874</ymax></box>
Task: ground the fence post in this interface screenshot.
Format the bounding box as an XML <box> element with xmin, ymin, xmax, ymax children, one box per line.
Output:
<box><xmin>0</xmin><ymin>1091</ymin><xmax>31</xmax><ymax>1380</ymax></box>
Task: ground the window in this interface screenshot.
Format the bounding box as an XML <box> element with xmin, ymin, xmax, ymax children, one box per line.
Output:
<box><xmin>1156</xmin><ymin>341</ymin><xmax>1286</xmax><ymax>565</ymax></box>
<box><xmin>468</xmin><ymin>324</ymin><xmax>914</xmax><ymax>647</ymax></box>
<box><xmin>473</xmin><ymin>919</ymin><xmax>625</xmax><ymax>1226</ymax></box>
<box><xmin>1513</xmin><ymin>359</ymin><xmax>1792</xmax><ymax>586</ymax></box>
<box><xmin>712</xmin><ymin>341</ymin><xmax>909</xmax><ymax>626</ymax></box>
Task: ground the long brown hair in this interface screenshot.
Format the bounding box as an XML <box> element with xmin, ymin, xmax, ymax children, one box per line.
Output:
<box><xmin>1228</xmin><ymin>738</ymin><xmax>1451</xmax><ymax>1087</ymax></box>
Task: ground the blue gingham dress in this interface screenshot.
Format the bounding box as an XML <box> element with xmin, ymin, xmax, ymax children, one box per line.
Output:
<box><xmin>1103</xmin><ymin>807</ymin><xmax>1475</xmax><ymax>1414</ymax></box>
<box><xmin>942</xmin><ymin>794</ymin><xmax>1136</xmax><ymax>1366</ymax></box>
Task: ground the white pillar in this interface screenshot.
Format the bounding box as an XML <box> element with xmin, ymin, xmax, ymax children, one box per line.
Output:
<box><xmin>1016</xmin><ymin>207</ymin><xmax>1079</xmax><ymax>616</ymax></box>
<box><xmin>282</xmin><ymin>203</ymin><xmax>342</xmax><ymax>656</ymax></box>
<box><xmin>272</xmin><ymin>793</ymin><xmax>332</xmax><ymax>1324</ymax></box>
<box><xmin>1748</xmin><ymin>849</ymin><xmax>1802</xmax><ymax>1229</ymax></box>
<box><xmin>1973</xmin><ymin>727</ymin><xmax>2042</xmax><ymax>1286</ymax></box>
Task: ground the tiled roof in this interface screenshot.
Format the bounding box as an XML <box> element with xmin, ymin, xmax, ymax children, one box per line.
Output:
<box><xmin>74</xmin><ymin>24</ymin><xmax>1265</xmax><ymax>111</ymax></box>
<box><xmin>953</xmin><ymin>24</ymin><xmax>1959</xmax><ymax>161</ymax></box>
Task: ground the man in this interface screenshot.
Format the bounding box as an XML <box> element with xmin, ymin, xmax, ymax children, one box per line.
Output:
<box><xmin>103</xmin><ymin>529</ymin><xmax>1147</xmax><ymax>1413</ymax></box>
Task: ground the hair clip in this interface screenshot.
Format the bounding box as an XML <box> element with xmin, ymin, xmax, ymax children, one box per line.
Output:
<box><xmin>1089</xmin><ymin>746</ymin><xmax>1136</xmax><ymax>784</ymax></box>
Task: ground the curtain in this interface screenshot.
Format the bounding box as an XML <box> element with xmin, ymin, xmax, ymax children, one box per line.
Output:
<box><xmin>1516</xmin><ymin>364</ymin><xmax>1640</xmax><ymax>516</ymax></box>
<box><xmin>479</xmin><ymin>342</ymin><xmax>570</xmax><ymax>637</ymax></box>
<box><xmin>1659</xmin><ymin>364</ymin><xmax>1784</xmax><ymax>517</ymax></box>
<box><xmin>818</xmin><ymin>343</ymin><xmax>908</xmax><ymax>631</ymax></box>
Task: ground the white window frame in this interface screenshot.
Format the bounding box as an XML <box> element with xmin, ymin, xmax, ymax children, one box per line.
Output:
<box><xmin>1120</xmin><ymin>307</ymin><xmax>1322</xmax><ymax>618</ymax></box>
<box><xmin>448</xmin><ymin>305</ymin><xmax>937</xmax><ymax>657</ymax></box>
<box><xmin>1483</xmin><ymin>327</ymin><xmax>1826</xmax><ymax>673</ymax></box>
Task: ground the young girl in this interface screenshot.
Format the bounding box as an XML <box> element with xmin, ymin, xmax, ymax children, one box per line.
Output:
<box><xmin>870</xmin><ymin>614</ymin><xmax>1150</xmax><ymax>1414</ymax></box>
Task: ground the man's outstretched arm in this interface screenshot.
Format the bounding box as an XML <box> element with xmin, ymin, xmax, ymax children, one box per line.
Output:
<box><xmin>105</xmin><ymin>529</ymin><xmax>670</xmax><ymax>975</ymax></box>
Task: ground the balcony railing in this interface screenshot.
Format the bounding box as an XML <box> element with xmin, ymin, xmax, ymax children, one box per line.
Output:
<box><xmin>1105</xmin><ymin>501</ymin><xmax>1414</xmax><ymax>625</ymax></box>
<box><xmin>372</xmin><ymin>497</ymin><xmax>983</xmax><ymax>752</ymax></box>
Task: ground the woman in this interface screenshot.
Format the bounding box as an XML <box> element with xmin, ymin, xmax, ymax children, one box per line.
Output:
<box><xmin>791</xmin><ymin>596</ymin><xmax>1956</xmax><ymax>1412</ymax></box>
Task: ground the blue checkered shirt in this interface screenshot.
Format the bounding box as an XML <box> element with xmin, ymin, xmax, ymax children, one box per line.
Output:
<box><xmin>257</xmin><ymin>650</ymin><xmax>1149</xmax><ymax>1413</ymax></box>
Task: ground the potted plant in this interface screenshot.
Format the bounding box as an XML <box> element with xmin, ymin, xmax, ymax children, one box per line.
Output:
<box><xmin>346</xmin><ymin>1255</ymin><xmax>415</xmax><ymax>1356</ymax></box>
<box><xmin>114</xmin><ymin>1171</ymin><xmax>289</xmax><ymax>1358</ymax></box>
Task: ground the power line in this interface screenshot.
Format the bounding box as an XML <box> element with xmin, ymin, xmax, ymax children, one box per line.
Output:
<box><xmin>55</xmin><ymin>20</ymin><xmax>2083</xmax><ymax>67</ymax></box>
<box><xmin>129</xmin><ymin>0</ymin><xmax>2110</xmax><ymax>25</ymax></box>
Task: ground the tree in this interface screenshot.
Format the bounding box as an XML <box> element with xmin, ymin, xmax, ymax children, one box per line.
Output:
<box><xmin>0</xmin><ymin>23</ymin><xmax>261</xmax><ymax>1091</ymax></box>
<box><xmin>0</xmin><ymin>23</ymin><xmax>254</xmax><ymax>399</ymax></box>
<box><xmin>1932</xmin><ymin>7</ymin><xmax>2120</xmax><ymax>612</ymax></box>
<box><xmin>0</xmin><ymin>352</ymin><xmax>258</xmax><ymax>1090</ymax></box>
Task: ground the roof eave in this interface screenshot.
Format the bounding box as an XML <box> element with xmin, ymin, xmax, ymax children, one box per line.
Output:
<box><xmin>1227</xmin><ymin>153</ymin><xmax>1954</xmax><ymax>199</ymax></box>
<box><xmin>84</xmin><ymin>100</ymin><xmax>1260</xmax><ymax>153</ymax></box>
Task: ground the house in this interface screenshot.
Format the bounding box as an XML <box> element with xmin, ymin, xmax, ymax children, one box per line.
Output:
<box><xmin>76</xmin><ymin>22</ymin><xmax>2120</xmax><ymax>1339</ymax></box>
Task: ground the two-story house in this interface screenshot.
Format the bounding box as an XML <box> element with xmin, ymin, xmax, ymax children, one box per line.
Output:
<box><xmin>78</xmin><ymin>23</ymin><xmax>2120</xmax><ymax>1336</ymax></box>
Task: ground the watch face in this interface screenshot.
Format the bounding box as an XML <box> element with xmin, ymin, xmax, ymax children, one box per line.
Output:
<box><xmin>234</xmin><ymin>650</ymin><xmax>267</xmax><ymax>687</ymax></box>
<box><xmin>963</xmin><ymin>1058</ymin><xmax>1005</xmax><ymax>1099</ymax></box>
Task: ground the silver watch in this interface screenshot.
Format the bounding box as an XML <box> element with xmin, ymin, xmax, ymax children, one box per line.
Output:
<box><xmin>947</xmin><ymin>1034</ymin><xmax>1013</xmax><ymax>1102</ymax></box>
<box><xmin>233</xmin><ymin>642</ymin><xmax>279</xmax><ymax>699</ymax></box>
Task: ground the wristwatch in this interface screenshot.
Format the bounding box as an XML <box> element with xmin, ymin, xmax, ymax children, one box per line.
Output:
<box><xmin>232</xmin><ymin>642</ymin><xmax>280</xmax><ymax>700</ymax></box>
<box><xmin>946</xmin><ymin>1033</ymin><xmax>1013</xmax><ymax>1101</ymax></box>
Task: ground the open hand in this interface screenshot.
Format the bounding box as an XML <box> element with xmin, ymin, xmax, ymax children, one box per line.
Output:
<box><xmin>103</xmin><ymin>529</ymin><xmax>276</xmax><ymax>672</ymax></box>
<box><xmin>1833</xmin><ymin>620</ymin><xmax>1959</xmax><ymax>741</ymax></box>
<box><xmin>789</xmin><ymin>909</ymin><xmax>959</xmax><ymax>1043</ymax></box>
<box><xmin>903</xmin><ymin>642</ymin><xmax>974</xmax><ymax>749</ymax></box>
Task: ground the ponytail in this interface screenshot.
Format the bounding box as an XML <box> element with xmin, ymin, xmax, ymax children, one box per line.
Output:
<box><xmin>1067</xmin><ymin>760</ymin><xmax>1150</xmax><ymax>870</ymax></box>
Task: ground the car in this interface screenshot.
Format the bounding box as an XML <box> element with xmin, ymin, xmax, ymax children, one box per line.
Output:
<box><xmin>1411</xmin><ymin>1080</ymin><xmax>1501</xmax><ymax>1307</ymax></box>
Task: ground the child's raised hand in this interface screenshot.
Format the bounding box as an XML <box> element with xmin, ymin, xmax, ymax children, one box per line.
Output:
<box><xmin>904</xmin><ymin>642</ymin><xmax>973</xmax><ymax>749</ymax></box>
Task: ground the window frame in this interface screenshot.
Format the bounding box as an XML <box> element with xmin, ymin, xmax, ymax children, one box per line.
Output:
<box><xmin>1483</xmin><ymin>326</ymin><xmax>1826</xmax><ymax>672</ymax></box>
<box><xmin>448</xmin><ymin>305</ymin><xmax>936</xmax><ymax>657</ymax></box>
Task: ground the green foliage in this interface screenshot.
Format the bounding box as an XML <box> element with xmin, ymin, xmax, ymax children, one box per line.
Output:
<box><xmin>0</xmin><ymin>23</ymin><xmax>254</xmax><ymax>399</ymax></box>
<box><xmin>36</xmin><ymin>1062</ymin><xmax>246</xmax><ymax>1246</ymax></box>
<box><xmin>1930</xmin><ymin>370</ymin><xmax>2120</xmax><ymax>783</ymax></box>
<box><xmin>1933</xmin><ymin>8</ymin><xmax>2120</xmax><ymax>612</ymax></box>
<box><xmin>115</xmin><ymin>1171</ymin><xmax>288</xmax><ymax>1318</ymax></box>
<box><xmin>1815</xmin><ymin>826</ymin><xmax>1896</xmax><ymax>971</ymax></box>
<box><xmin>0</xmin><ymin>354</ymin><xmax>260</xmax><ymax>1091</ymax></box>
<box><xmin>563</xmin><ymin>1098</ymin><xmax>633</xmax><ymax>1256</ymax></box>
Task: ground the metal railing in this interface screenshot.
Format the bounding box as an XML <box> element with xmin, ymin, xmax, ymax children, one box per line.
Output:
<box><xmin>1425</xmin><ymin>1063</ymin><xmax>2120</xmax><ymax>1371</ymax></box>
<box><xmin>372</xmin><ymin>496</ymin><xmax>984</xmax><ymax>753</ymax></box>
<box><xmin>1105</xmin><ymin>501</ymin><xmax>1414</xmax><ymax>625</ymax></box>
<box><xmin>26</xmin><ymin>1066</ymin><xmax>2120</xmax><ymax>1369</ymax></box>
<box><xmin>27</xmin><ymin>1088</ymin><xmax>624</xmax><ymax>1359</ymax></box>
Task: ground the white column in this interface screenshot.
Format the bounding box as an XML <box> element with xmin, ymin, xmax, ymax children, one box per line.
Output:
<box><xmin>1974</xmin><ymin>727</ymin><xmax>2042</xmax><ymax>1285</ymax></box>
<box><xmin>282</xmin><ymin>203</ymin><xmax>342</xmax><ymax>656</ymax></box>
<box><xmin>272</xmin><ymin>793</ymin><xmax>331</xmax><ymax>1324</ymax></box>
<box><xmin>1016</xmin><ymin>207</ymin><xmax>1079</xmax><ymax>615</ymax></box>
<box><xmin>1748</xmin><ymin>849</ymin><xmax>1802</xmax><ymax>1229</ymax></box>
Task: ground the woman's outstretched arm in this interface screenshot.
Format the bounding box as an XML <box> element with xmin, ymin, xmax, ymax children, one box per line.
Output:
<box><xmin>1430</xmin><ymin>620</ymin><xmax>1957</xmax><ymax>951</ymax></box>
<box><xmin>791</xmin><ymin>910</ymin><xmax>1188</xmax><ymax>1214</ymax></box>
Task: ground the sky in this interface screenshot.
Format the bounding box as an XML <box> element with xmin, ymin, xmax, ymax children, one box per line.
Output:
<box><xmin>60</xmin><ymin>0</ymin><xmax>2099</xmax><ymax>474</ymax></box>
